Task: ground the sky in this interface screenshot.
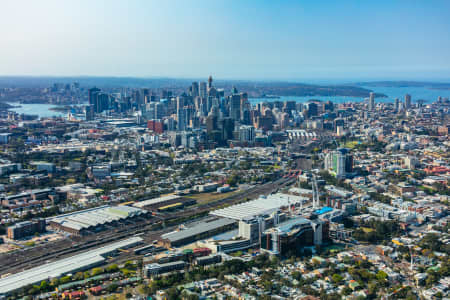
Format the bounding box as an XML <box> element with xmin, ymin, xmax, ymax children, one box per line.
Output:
<box><xmin>1</xmin><ymin>0</ymin><xmax>450</xmax><ymax>81</ymax></box>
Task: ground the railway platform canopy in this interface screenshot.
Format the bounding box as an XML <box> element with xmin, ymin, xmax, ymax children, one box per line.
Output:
<box><xmin>0</xmin><ymin>237</ymin><xmax>143</xmax><ymax>296</ymax></box>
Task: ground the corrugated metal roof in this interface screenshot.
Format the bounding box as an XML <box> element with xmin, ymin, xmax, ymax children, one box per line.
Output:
<box><xmin>210</xmin><ymin>193</ymin><xmax>307</xmax><ymax>221</ymax></box>
<box><xmin>133</xmin><ymin>195</ymin><xmax>181</xmax><ymax>208</ymax></box>
<box><xmin>161</xmin><ymin>218</ymin><xmax>236</xmax><ymax>242</ymax></box>
<box><xmin>0</xmin><ymin>237</ymin><xmax>143</xmax><ymax>295</ymax></box>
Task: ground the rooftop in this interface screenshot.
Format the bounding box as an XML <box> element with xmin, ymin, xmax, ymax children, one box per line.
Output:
<box><xmin>161</xmin><ymin>218</ymin><xmax>236</xmax><ymax>243</ymax></box>
<box><xmin>210</xmin><ymin>193</ymin><xmax>307</xmax><ymax>221</ymax></box>
<box><xmin>0</xmin><ymin>237</ymin><xmax>143</xmax><ymax>295</ymax></box>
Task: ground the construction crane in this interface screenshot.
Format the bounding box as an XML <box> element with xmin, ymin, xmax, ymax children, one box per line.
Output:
<box><xmin>312</xmin><ymin>174</ymin><xmax>320</xmax><ymax>209</ymax></box>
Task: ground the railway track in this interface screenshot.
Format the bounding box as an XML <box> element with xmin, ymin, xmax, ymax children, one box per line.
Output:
<box><xmin>0</xmin><ymin>177</ymin><xmax>295</xmax><ymax>275</ymax></box>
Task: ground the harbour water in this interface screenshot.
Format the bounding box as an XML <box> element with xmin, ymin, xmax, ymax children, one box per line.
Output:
<box><xmin>6</xmin><ymin>85</ymin><xmax>450</xmax><ymax>118</ymax></box>
<box><xmin>250</xmin><ymin>85</ymin><xmax>449</xmax><ymax>104</ymax></box>
<box><xmin>7</xmin><ymin>103</ymin><xmax>67</xmax><ymax>118</ymax></box>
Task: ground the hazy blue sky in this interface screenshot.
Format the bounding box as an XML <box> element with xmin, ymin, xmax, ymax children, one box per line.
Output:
<box><xmin>1</xmin><ymin>0</ymin><xmax>450</xmax><ymax>81</ymax></box>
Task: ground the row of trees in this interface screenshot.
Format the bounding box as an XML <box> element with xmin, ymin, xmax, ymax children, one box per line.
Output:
<box><xmin>353</xmin><ymin>220</ymin><xmax>401</xmax><ymax>243</ymax></box>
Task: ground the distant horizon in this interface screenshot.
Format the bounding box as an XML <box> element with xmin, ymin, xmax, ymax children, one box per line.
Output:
<box><xmin>1</xmin><ymin>74</ymin><xmax>450</xmax><ymax>85</ymax></box>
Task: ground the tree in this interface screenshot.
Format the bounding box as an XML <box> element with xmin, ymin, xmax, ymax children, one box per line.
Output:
<box><xmin>91</xmin><ymin>267</ymin><xmax>104</xmax><ymax>276</ymax></box>
<box><xmin>59</xmin><ymin>276</ymin><xmax>71</xmax><ymax>284</ymax></box>
<box><xmin>39</xmin><ymin>280</ymin><xmax>48</xmax><ymax>291</ymax></box>
<box><xmin>106</xmin><ymin>283</ymin><xmax>119</xmax><ymax>293</ymax></box>
<box><xmin>376</xmin><ymin>270</ymin><xmax>388</xmax><ymax>284</ymax></box>
<box><xmin>332</xmin><ymin>274</ymin><xmax>344</xmax><ymax>284</ymax></box>
<box><xmin>341</xmin><ymin>286</ymin><xmax>352</xmax><ymax>296</ymax></box>
<box><xmin>74</xmin><ymin>272</ymin><xmax>84</xmax><ymax>280</ymax></box>
<box><xmin>106</xmin><ymin>264</ymin><xmax>119</xmax><ymax>273</ymax></box>
<box><xmin>166</xmin><ymin>287</ymin><xmax>180</xmax><ymax>299</ymax></box>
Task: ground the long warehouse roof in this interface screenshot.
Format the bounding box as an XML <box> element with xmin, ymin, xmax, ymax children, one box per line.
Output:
<box><xmin>210</xmin><ymin>193</ymin><xmax>308</xmax><ymax>221</ymax></box>
<box><xmin>48</xmin><ymin>205</ymin><xmax>147</xmax><ymax>231</ymax></box>
<box><xmin>133</xmin><ymin>194</ymin><xmax>181</xmax><ymax>208</ymax></box>
<box><xmin>161</xmin><ymin>218</ymin><xmax>236</xmax><ymax>243</ymax></box>
<box><xmin>0</xmin><ymin>237</ymin><xmax>143</xmax><ymax>295</ymax></box>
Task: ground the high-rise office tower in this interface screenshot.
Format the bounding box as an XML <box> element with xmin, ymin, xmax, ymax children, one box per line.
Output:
<box><xmin>283</xmin><ymin>101</ymin><xmax>297</xmax><ymax>116</ymax></box>
<box><xmin>142</xmin><ymin>88</ymin><xmax>150</xmax><ymax>104</ymax></box>
<box><xmin>176</xmin><ymin>96</ymin><xmax>184</xmax><ymax>112</ymax></box>
<box><xmin>191</xmin><ymin>82</ymin><xmax>199</xmax><ymax>97</ymax></box>
<box><xmin>177</xmin><ymin>108</ymin><xmax>186</xmax><ymax>131</ymax></box>
<box><xmin>394</xmin><ymin>98</ymin><xmax>400</xmax><ymax>112</ymax></box>
<box><xmin>323</xmin><ymin>101</ymin><xmax>334</xmax><ymax>112</ymax></box>
<box><xmin>154</xmin><ymin>102</ymin><xmax>166</xmax><ymax>119</ymax></box>
<box><xmin>240</xmin><ymin>92</ymin><xmax>249</xmax><ymax>123</ymax></box>
<box><xmin>199</xmin><ymin>82</ymin><xmax>207</xmax><ymax>98</ymax></box>
<box><xmin>95</xmin><ymin>92</ymin><xmax>110</xmax><ymax>113</ymax></box>
<box><xmin>306</xmin><ymin>102</ymin><xmax>318</xmax><ymax>117</ymax></box>
<box><xmin>133</xmin><ymin>90</ymin><xmax>142</xmax><ymax>106</ymax></box>
<box><xmin>221</xmin><ymin>117</ymin><xmax>235</xmax><ymax>143</ymax></box>
<box><xmin>324</xmin><ymin>148</ymin><xmax>353</xmax><ymax>178</ymax></box>
<box><xmin>208</xmin><ymin>75</ymin><xmax>213</xmax><ymax>90</ymax></box>
<box><xmin>229</xmin><ymin>94</ymin><xmax>241</xmax><ymax>121</ymax></box>
<box><xmin>405</xmin><ymin>94</ymin><xmax>411</xmax><ymax>109</ymax></box>
<box><xmin>85</xmin><ymin>105</ymin><xmax>95</xmax><ymax>121</ymax></box>
<box><xmin>206</xmin><ymin>114</ymin><xmax>218</xmax><ymax>132</ymax></box>
<box><xmin>369</xmin><ymin>92</ymin><xmax>375</xmax><ymax>111</ymax></box>
<box><xmin>88</xmin><ymin>87</ymin><xmax>100</xmax><ymax>106</ymax></box>
<box><xmin>239</xmin><ymin>125</ymin><xmax>255</xmax><ymax>142</ymax></box>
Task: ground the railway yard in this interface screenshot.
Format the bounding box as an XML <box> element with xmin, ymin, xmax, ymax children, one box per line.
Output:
<box><xmin>0</xmin><ymin>177</ymin><xmax>294</xmax><ymax>276</ymax></box>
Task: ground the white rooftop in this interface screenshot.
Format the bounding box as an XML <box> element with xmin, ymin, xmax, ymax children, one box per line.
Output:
<box><xmin>48</xmin><ymin>205</ymin><xmax>147</xmax><ymax>231</ymax></box>
<box><xmin>0</xmin><ymin>237</ymin><xmax>143</xmax><ymax>295</ymax></box>
<box><xmin>133</xmin><ymin>194</ymin><xmax>181</xmax><ymax>208</ymax></box>
<box><xmin>210</xmin><ymin>193</ymin><xmax>307</xmax><ymax>221</ymax></box>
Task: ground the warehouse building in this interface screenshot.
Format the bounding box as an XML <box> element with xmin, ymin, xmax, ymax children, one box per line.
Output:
<box><xmin>0</xmin><ymin>237</ymin><xmax>143</xmax><ymax>296</ymax></box>
<box><xmin>210</xmin><ymin>193</ymin><xmax>307</xmax><ymax>221</ymax></box>
<box><xmin>161</xmin><ymin>218</ymin><xmax>236</xmax><ymax>247</ymax></box>
<box><xmin>48</xmin><ymin>205</ymin><xmax>148</xmax><ymax>235</ymax></box>
<box><xmin>132</xmin><ymin>194</ymin><xmax>196</xmax><ymax>210</ymax></box>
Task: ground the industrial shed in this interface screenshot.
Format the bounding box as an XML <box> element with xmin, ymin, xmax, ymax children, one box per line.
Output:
<box><xmin>48</xmin><ymin>205</ymin><xmax>148</xmax><ymax>235</ymax></box>
<box><xmin>161</xmin><ymin>218</ymin><xmax>236</xmax><ymax>247</ymax></box>
<box><xmin>0</xmin><ymin>237</ymin><xmax>143</xmax><ymax>296</ymax></box>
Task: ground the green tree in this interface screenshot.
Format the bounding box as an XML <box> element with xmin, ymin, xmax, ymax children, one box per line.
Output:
<box><xmin>91</xmin><ymin>267</ymin><xmax>104</xmax><ymax>276</ymax></box>
<box><xmin>332</xmin><ymin>274</ymin><xmax>343</xmax><ymax>284</ymax></box>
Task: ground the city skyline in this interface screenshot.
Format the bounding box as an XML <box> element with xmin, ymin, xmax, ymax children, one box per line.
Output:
<box><xmin>1</xmin><ymin>0</ymin><xmax>450</xmax><ymax>80</ymax></box>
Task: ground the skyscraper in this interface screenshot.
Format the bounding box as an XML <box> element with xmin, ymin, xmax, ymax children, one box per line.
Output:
<box><xmin>88</xmin><ymin>87</ymin><xmax>100</xmax><ymax>107</ymax></box>
<box><xmin>191</xmin><ymin>82</ymin><xmax>199</xmax><ymax>97</ymax></box>
<box><xmin>229</xmin><ymin>94</ymin><xmax>241</xmax><ymax>121</ymax></box>
<box><xmin>394</xmin><ymin>98</ymin><xmax>400</xmax><ymax>112</ymax></box>
<box><xmin>239</xmin><ymin>125</ymin><xmax>255</xmax><ymax>142</ymax></box>
<box><xmin>405</xmin><ymin>94</ymin><xmax>411</xmax><ymax>109</ymax></box>
<box><xmin>199</xmin><ymin>82</ymin><xmax>207</xmax><ymax>98</ymax></box>
<box><xmin>95</xmin><ymin>93</ymin><xmax>110</xmax><ymax>113</ymax></box>
<box><xmin>369</xmin><ymin>92</ymin><xmax>375</xmax><ymax>111</ymax></box>
<box><xmin>207</xmin><ymin>75</ymin><xmax>213</xmax><ymax>90</ymax></box>
<box><xmin>306</xmin><ymin>102</ymin><xmax>318</xmax><ymax>117</ymax></box>
<box><xmin>324</xmin><ymin>148</ymin><xmax>353</xmax><ymax>178</ymax></box>
<box><xmin>177</xmin><ymin>108</ymin><xmax>187</xmax><ymax>131</ymax></box>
